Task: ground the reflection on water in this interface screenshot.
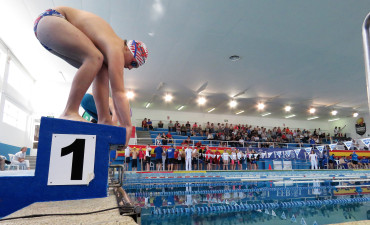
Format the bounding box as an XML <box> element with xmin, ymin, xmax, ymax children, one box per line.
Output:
<box><xmin>126</xmin><ymin>180</ymin><xmax>370</xmax><ymax>225</ymax></box>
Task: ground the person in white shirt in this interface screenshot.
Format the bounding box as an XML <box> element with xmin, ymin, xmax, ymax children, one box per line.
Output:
<box><xmin>309</xmin><ymin>150</ymin><xmax>318</xmax><ymax>170</ymax></box>
<box><xmin>222</xmin><ymin>150</ymin><xmax>229</xmax><ymax>170</ymax></box>
<box><xmin>145</xmin><ymin>144</ymin><xmax>152</xmax><ymax>171</ymax></box>
<box><xmin>124</xmin><ymin>146</ymin><xmax>131</xmax><ymax>171</ymax></box>
<box><xmin>185</xmin><ymin>145</ymin><xmax>192</xmax><ymax>171</ymax></box>
<box><xmin>236</xmin><ymin>150</ymin><xmax>243</xmax><ymax>170</ymax></box>
<box><xmin>230</xmin><ymin>148</ymin><xmax>237</xmax><ymax>170</ymax></box>
<box><xmin>12</xmin><ymin>147</ymin><xmax>30</xmax><ymax>170</ymax></box>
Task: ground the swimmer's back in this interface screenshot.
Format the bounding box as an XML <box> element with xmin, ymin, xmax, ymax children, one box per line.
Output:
<box><xmin>55</xmin><ymin>6</ymin><xmax>122</xmax><ymax>53</ymax></box>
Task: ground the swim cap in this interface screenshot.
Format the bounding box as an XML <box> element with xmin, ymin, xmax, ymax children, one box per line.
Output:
<box><xmin>127</xmin><ymin>40</ymin><xmax>148</xmax><ymax>67</ymax></box>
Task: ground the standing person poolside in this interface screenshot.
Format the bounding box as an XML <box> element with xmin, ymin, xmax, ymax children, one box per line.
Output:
<box><xmin>145</xmin><ymin>144</ymin><xmax>152</xmax><ymax>171</ymax></box>
<box><xmin>154</xmin><ymin>145</ymin><xmax>163</xmax><ymax>171</ymax></box>
<box><xmin>131</xmin><ymin>147</ymin><xmax>138</xmax><ymax>171</ymax></box>
<box><xmin>34</xmin><ymin>7</ymin><xmax>148</xmax><ymax>148</ymax></box>
<box><xmin>124</xmin><ymin>146</ymin><xmax>131</xmax><ymax>171</ymax></box>
<box><xmin>309</xmin><ymin>150</ymin><xmax>318</xmax><ymax>170</ymax></box>
<box><xmin>185</xmin><ymin>145</ymin><xmax>192</xmax><ymax>171</ymax></box>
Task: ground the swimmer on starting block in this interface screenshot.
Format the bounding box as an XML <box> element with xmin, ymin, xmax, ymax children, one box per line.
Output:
<box><xmin>33</xmin><ymin>6</ymin><xmax>148</xmax><ymax>147</ymax></box>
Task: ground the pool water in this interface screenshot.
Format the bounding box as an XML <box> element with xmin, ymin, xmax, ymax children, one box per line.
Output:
<box><xmin>125</xmin><ymin>181</ymin><xmax>370</xmax><ymax>225</ymax></box>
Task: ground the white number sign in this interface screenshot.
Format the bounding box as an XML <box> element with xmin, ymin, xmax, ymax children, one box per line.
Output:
<box><xmin>48</xmin><ymin>134</ymin><xmax>96</xmax><ymax>185</ymax></box>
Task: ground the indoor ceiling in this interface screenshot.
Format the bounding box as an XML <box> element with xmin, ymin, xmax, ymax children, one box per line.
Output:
<box><xmin>1</xmin><ymin>0</ymin><xmax>370</xmax><ymax>121</ymax></box>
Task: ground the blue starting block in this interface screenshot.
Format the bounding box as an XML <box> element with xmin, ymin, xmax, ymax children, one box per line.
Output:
<box><xmin>0</xmin><ymin>117</ymin><xmax>126</xmax><ymax>218</ymax></box>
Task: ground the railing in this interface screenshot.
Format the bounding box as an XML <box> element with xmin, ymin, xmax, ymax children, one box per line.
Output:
<box><xmin>134</xmin><ymin>137</ymin><xmax>334</xmax><ymax>149</ymax></box>
<box><xmin>363</xmin><ymin>12</ymin><xmax>370</xmax><ymax>113</ymax></box>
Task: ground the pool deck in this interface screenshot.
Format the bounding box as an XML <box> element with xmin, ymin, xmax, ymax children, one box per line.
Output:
<box><xmin>0</xmin><ymin>190</ymin><xmax>137</xmax><ymax>225</ymax></box>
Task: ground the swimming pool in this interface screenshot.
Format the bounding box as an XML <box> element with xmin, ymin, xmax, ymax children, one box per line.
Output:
<box><xmin>123</xmin><ymin>170</ymin><xmax>370</xmax><ymax>224</ymax></box>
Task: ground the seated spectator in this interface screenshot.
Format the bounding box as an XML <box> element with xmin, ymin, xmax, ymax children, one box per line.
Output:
<box><xmin>195</xmin><ymin>141</ymin><xmax>202</xmax><ymax>148</ymax></box>
<box><xmin>158</xmin><ymin>120</ymin><xmax>164</xmax><ymax>128</ymax></box>
<box><xmin>181</xmin><ymin>124</ymin><xmax>187</xmax><ymax>136</ymax></box>
<box><xmin>12</xmin><ymin>147</ymin><xmax>30</xmax><ymax>170</ymax></box>
<box><xmin>207</xmin><ymin>132</ymin><xmax>214</xmax><ymax>140</ymax></box>
<box><xmin>166</xmin><ymin>132</ymin><xmax>173</xmax><ymax>144</ymax></box>
<box><xmin>142</xmin><ymin>118</ymin><xmax>148</xmax><ymax>130</ymax></box>
<box><xmin>0</xmin><ymin>155</ymin><xmax>10</xmax><ymax>171</ymax></box>
<box><xmin>176</xmin><ymin>123</ymin><xmax>181</xmax><ymax>135</ymax></box>
<box><xmin>184</xmin><ymin>136</ymin><xmax>191</xmax><ymax>145</ymax></box>
<box><xmin>161</xmin><ymin>132</ymin><xmax>168</xmax><ymax>145</ymax></box>
<box><xmin>338</xmin><ymin>157</ymin><xmax>348</xmax><ymax>169</ymax></box>
<box><xmin>155</xmin><ymin>133</ymin><xmax>162</xmax><ymax>145</ymax></box>
<box><xmin>186</xmin><ymin>121</ymin><xmax>191</xmax><ymax>132</ymax></box>
<box><xmin>168</xmin><ymin>120</ymin><xmax>174</xmax><ymax>132</ymax></box>
<box><xmin>147</xmin><ymin>119</ymin><xmax>153</xmax><ymax>130</ymax></box>
<box><xmin>360</xmin><ymin>157</ymin><xmax>369</xmax><ymax>169</ymax></box>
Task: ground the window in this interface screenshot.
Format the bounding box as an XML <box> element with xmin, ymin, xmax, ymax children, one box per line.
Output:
<box><xmin>0</xmin><ymin>49</ymin><xmax>6</xmax><ymax>81</ymax></box>
<box><xmin>7</xmin><ymin>61</ymin><xmax>33</xmax><ymax>99</ymax></box>
<box><xmin>3</xmin><ymin>99</ymin><xmax>28</xmax><ymax>131</ymax></box>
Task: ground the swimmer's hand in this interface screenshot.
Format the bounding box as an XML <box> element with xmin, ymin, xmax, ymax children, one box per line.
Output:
<box><xmin>124</xmin><ymin>125</ymin><xmax>133</xmax><ymax>148</ymax></box>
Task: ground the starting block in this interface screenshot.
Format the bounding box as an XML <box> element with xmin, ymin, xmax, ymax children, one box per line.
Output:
<box><xmin>0</xmin><ymin>117</ymin><xmax>126</xmax><ymax>218</ymax></box>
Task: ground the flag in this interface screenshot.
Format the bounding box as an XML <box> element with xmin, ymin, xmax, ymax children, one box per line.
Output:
<box><xmin>343</xmin><ymin>141</ymin><xmax>352</xmax><ymax>150</ymax></box>
<box><xmin>271</xmin><ymin>210</ymin><xmax>276</xmax><ymax>216</ymax></box>
<box><xmin>316</xmin><ymin>145</ymin><xmax>324</xmax><ymax>153</ymax></box>
<box><xmin>294</xmin><ymin>149</ymin><xmax>301</xmax><ymax>156</ymax></box>
<box><xmin>361</xmin><ymin>138</ymin><xmax>370</xmax><ymax>148</ymax></box>
<box><xmin>281</xmin><ymin>212</ymin><xmax>286</xmax><ymax>219</ymax></box>
<box><xmin>291</xmin><ymin>214</ymin><xmax>297</xmax><ymax>223</ymax></box>
<box><xmin>262</xmin><ymin>152</ymin><xmax>266</xmax><ymax>158</ymax></box>
<box><xmin>305</xmin><ymin>147</ymin><xmax>312</xmax><ymax>154</ymax></box>
<box><xmin>265</xmin><ymin>209</ymin><xmax>269</xmax><ymax>214</ymax></box>
<box><xmin>329</xmin><ymin>144</ymin><xmax>337</xmax><ymax>150</ymax></box>
<box><xmin>301</xmin><ymin>217</ymin><xmax>307</xmax><ymax>225</ymax></box>
<box><xmin>268</xmin><ymin>152</ymin><xmax>273</xmax><ymax>158</ymax></box>
<box><xmin>286</xmin><ymin>150</ymin><xmax>292</xmax><ymax>157</ymax></box>
<box><xmin>276</xmin><ymin>151</ymin><xmax>282</xmax><ymax>158</ymax></box>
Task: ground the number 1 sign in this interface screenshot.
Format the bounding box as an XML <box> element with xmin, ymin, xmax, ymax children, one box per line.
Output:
<box><xmin>48</xmin><ymin>134</ymin><xmax>96</xmax><ymax>185</ymax></box>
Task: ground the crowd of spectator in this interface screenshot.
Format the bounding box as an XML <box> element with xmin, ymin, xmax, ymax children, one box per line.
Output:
<box><xmin>142</xmin><ymin>118</ymin><xmax>337</xmax><ymax>147</ymax></box>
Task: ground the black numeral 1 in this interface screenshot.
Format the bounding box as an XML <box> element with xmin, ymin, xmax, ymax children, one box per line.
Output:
<box><xmin>61</xmin><ymin>139</ymin><xmax>85</xmax><ymax>180</ymax></box>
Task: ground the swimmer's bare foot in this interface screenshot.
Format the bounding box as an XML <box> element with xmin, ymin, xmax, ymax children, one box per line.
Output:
<box><xmin>60</xmin><ymin>113</ymin><xmax>89</xmax><ymax>122</ymax></box>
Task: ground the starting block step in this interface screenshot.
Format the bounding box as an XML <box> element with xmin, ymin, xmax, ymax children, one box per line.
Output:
<box><xmin>0</xmin><ymin>117</ymin><xmax>126</xmax><ymax>218</ymax></box>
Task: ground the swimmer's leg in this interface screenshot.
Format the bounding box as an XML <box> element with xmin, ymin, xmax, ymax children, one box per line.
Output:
<box><xmin>36</xmin><ymin>16</ymin><xmax>103</xmax><ymax>122</ymax></box>
<box><xmin>92</xmin><ymin>64</ymin><xmax>113</xmax><ymax>125</ymax></box>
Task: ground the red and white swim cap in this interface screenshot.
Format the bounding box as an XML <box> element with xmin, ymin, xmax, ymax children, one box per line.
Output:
<box><xmin>127</xmin><ymin>40</ymin><xmax>148</xmax><ymax>67</ymax></box>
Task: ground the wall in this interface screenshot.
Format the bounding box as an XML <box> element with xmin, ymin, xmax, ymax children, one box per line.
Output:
<box><xmin>329</xmin><ymin>114</ymin><xmax>370</xmax><ymax>140</ymax></box>
<box><xmin>0</xmin><ymin>40</ymin><xmax>34</xmax><ymax>151</ymax></box>
<box><xmin>131</xmin><ymin>108</ymin><xmax>330</xmax><ymax>132</ymax></box>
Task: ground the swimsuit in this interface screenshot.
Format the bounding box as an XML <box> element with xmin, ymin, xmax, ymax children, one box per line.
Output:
<box><xmin>34</xmin><ymin>9</ymin><xmax>66</xmax><ymax>51</ymax></box>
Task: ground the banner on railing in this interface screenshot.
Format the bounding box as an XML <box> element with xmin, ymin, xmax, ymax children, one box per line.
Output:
<box><xmin>343</xmin><ymin>141</ymin><xmax>352</xmax><ymax>150</ymax></box>
<box><xmin>329</xmin><ymin>144</ymin><xmax>337</xmax><ymax>150</ymax></box>
<box><xmin>294</xmin><ymin>149</ymin><xmax>301</xmax><ymax>156</ymax></box>
<box><xmin>316</xmin><ymin>145</ymin><xmax>324</xmax><ymax>153</ymax></box>
<box><xmin>304</xmin><ymin>147</ymin><xmax>312</xmax><ymax>154</ymax></box>
<box><xmin>361</xmin><ymin>138</ymin><xmax>370</xmax><ymax>148</ymax></box>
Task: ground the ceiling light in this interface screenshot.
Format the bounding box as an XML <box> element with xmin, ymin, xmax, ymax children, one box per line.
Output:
<box><xmin>331</xmin><ymin>110</ymin><xmax>338</xmax><ymax>116</ymax></box>
<box><xmin>309</xmin><ymin>108</ymin><xmax>316</xmax><ymax>114</ymax></box>
<box><xmin>285</xmin><ymin>114</ymin><xmax>296</xmax><ymax>119</ymax></box>
<box><xmin>328</xmin><ymin>118</ymin><xmax>340</xmax><ymax>122</ymax></box>
<box><xmin>208</xmin><ymin>108</ymin><xmax>215</xmax><ymax>113</ymax></box>
<box><xmin>261</xmin><ymin>112</ymin><xmax>271</xmax><ymax>117</ymax></box>
<box><xmin>126</xmin><ymin>91</ymin><xmax>134</xmax><ymax>99</ymax></box>
<box><xmin>353</xmin><ymin>113</ymin><xmax>359</xmax><ymax>117</ymax></box>
<box><xmin>145</xmin><ymin>103</ymin><xmax>151</xmax><ymax>108</ymax></box>
<box><xmin>236</xmin><ymin>110</ymin><xmax>244</xmax><ymax>115</ymax></box>
<box><xmin>197</xmin><ymin>97</ymin><xmax>206</xmax><ymax>105</ymax></box>
<box><xmin>164</xmin><ymin>94</ymin><xmax>173</xmax><ymax>102</ymax></box>
<box><xmin>257</xmin><ymin>103</ymin><xmax>265</xmax><ymax>110</ymax></box>
<box><xmin>307</xmin><ymin>116</ymin><xmax>319</xmax><ymax>120</ymax></box>
<box><xmin>178</xmin><ymin>106</ymin><xmax>184</xmax><ymax>111</ymax></box>
<box><xmin>148</xmin><ymin>32</ymin><xmax>155</xmax><ymax>37</ymax></box>
<box><xmin>229</xmin><ymin>55</ymin><xmax>240</xmax><ymax>61</ymax></box>
<box><xmin>284</xmin><ymin>106</ymin><xmax>291</xmax><ymax>112</ymax></box>
<box><xmin>229</xmin><ymin>100</ymin><xmax>237</xmax><ymax>108</ymax></box>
